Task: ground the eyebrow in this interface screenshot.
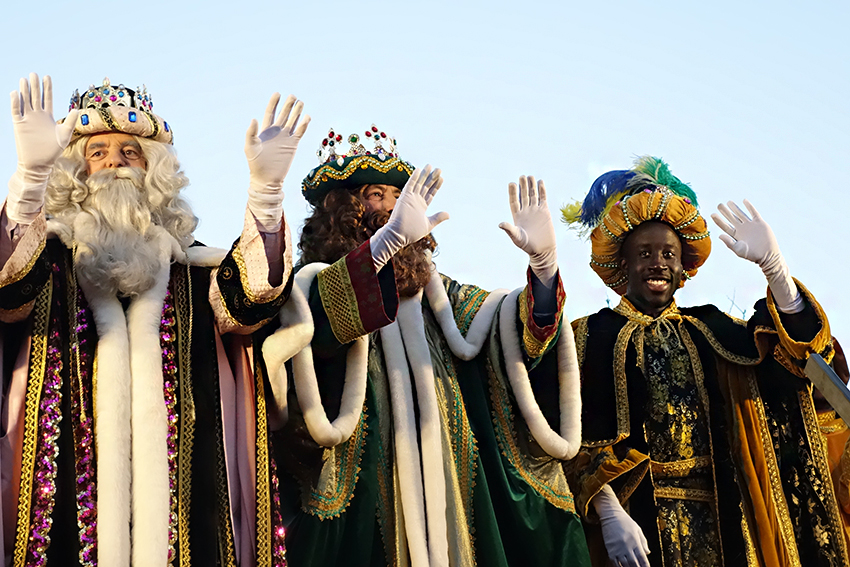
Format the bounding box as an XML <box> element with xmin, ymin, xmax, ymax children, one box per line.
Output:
<box><xmin>86</xmin><ymin>140</ymin><xmax>143</xmax><ymax>153</ymax></box>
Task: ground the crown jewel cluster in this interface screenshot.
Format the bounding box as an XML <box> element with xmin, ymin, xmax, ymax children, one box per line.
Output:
<box><xmin>68</xmin><ymin>77</ymin><xmax>153</xmax><ymax>112</ymax></box>
<box><xmin>317</xmin><ymin>124</ymin><xmax>399</xmax><ymax>166</ymax></box>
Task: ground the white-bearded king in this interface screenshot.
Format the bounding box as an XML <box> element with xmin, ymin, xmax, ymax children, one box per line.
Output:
<box><xmin>0</xmin><ymin>73</ymin><xmax>309</xmax><ymax>566</ymax></box>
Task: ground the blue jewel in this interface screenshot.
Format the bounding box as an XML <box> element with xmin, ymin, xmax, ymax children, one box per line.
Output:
<box><xmin>164</xmin><ymin>122</ymin><xmax>169</xmax><ymax>132</ymax></box>
<box><xmin>81</xmin><ymin>114</ymin><xmax>89</xmax><ymax>126</ymax></box>
<box><xmin>103</xmin><ymin>88</ymin><xmax>109</xmax><ymax>95</ymax></box>
<box><xmin>129</xmin><ymin>112</ymin><xmax>137</xmax><ymax>123</ymax></box>
<box><xmin>88</xmin><ymin>92</ymin><xmax>95</xmax><ymax>98</ymax></box>
<box><xmin>118</xmin><ymin>91</ymin><xmax>124</xmax><ymax>97</ymax></box>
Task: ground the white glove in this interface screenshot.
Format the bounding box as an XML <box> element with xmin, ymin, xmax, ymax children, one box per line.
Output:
<box><xmin>369</xmin><ymin>165</ymin><xmax>449</xmax><ymax>271</ymax></box>
<box><xmin>499</xmin><ymin>175</ymin><xmax>558</xmax><ymax>286</ymax></box>
<box><xmin>244</xmin><ymin>93</ymin><xmax>310</xmax><ymax>232</ymax></box>
<box><xmin>593</xmin><ymin>484</ymin><xmax>651</xmax><ymax>567</ymax></box>
<box><xmin>711</xmin><ymin>199</ymin><xmax>803</xmax><ymax>314</ymax></box>
<box><xmin>8</xmin><ymin>73</ymin><xmax>78</xmax><ymax>225</ymax></box>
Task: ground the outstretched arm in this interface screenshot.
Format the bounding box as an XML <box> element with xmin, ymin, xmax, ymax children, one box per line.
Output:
<box><xmin>7</xmin><ymin>73</ymin><xmax>78</xmax><ymax>226</ymax></box>
<box><xmin>369</xmin><ymin>165</ymin><xmax>449</xmax><ymax>271</ymax></box>
<box><xmin>499</xmin><ymin>175</ymin><xmax>561</xmax><ymax>324</ymax></box>
<box><xmin>711</xmin><ymin>199</ymin><xmax>803</xmax><ymax>314</ymax></box>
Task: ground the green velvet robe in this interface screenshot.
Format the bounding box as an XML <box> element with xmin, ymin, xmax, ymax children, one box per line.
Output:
<box><xmin>273</xmin><ymin>240</ymin><xmax>590</xmax><ymax>567</ymax></box>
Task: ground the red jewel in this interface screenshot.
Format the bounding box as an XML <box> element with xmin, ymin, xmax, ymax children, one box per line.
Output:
<box><xmin>336</xmin><ymin>134</ymin><xmax>342</xmax><ymax>142</ymax></box>
<box><xmin>365</xmin><ymin>131</ymin><xmax>372</xmax><ymax>137</ymax></box>
<box><xmin>371</xmin><ymin>126</ymin><xmax>378</xmax><ymax>132</ymax></box>
<box><xmin>322</xmin><ymin>139</ymin><xmax>328</xmax><ymax>146</ymax></box>
<box><xmin>94</xmin><ymin>96</ymin><xmax>102</xmax><ymax>102</ymax></box>
<box><xmin>380</xmin><ymin>132</ymin><xmax>386</xmax><ymax>138</ymax></box>
<box><xmin>328</xmin><ymin>131</ymin><xmax>334</xmax><ymax>138</ymax></box>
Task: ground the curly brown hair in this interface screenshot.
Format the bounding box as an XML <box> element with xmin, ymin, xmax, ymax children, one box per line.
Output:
<box><xmin>298</xmin><ymin>185</ymin><xmax>436</xmax><ymax>297</ymax></box>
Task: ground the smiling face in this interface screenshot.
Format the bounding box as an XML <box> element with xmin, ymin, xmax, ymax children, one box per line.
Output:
<box><xmin>620</xmin><ymin>221</ymin><xmax>684</xmax><ymax>317</ymax></box>
<box><xmin>84</xmin><ymin>132</ymin><xmax>147</xmax><ymax>174</ymax></box>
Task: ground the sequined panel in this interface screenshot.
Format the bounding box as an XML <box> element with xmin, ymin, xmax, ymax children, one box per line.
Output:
<box><xmin>160</xmin><ymin>290</ymin><xmax>179</xmax><ymax>565</ymax></box>
<box><xmin>69</xmin><ymin>285</ymin><xmax>97</xmax><ymax>565</ymax></box>
<box><xmin>25</xmin><ymin>289</ymin><xmax>63</xmax><ymax>566</ymax></box>
<box><xmin>269</xmin><ymin>452</ymin><xmax>287</xmax><ymax>566</ymax></box>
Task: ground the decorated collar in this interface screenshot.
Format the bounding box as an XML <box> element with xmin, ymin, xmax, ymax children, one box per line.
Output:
<box><xmin>613</xmin><ymin>297</ymin><xmax>681</xmax><ymax>325</ymax></box>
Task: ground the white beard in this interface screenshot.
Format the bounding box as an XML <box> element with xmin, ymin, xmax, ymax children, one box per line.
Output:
<box><xmin>70</xmin><ymin>167</ymin><xmax>168</xmax><ymax>297</ymax></box>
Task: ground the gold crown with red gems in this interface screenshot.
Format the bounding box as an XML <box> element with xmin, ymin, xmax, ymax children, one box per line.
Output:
<box><xmin>317</xmin><ymin>124</ymin><xmax>398</xmax><ymax>166</ymax></box>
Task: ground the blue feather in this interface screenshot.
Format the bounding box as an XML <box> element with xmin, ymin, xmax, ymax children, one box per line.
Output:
<box><xmin>579</xmin><ymin>170</ymin><xmax>636</xmax><ymax>226</ymax></box>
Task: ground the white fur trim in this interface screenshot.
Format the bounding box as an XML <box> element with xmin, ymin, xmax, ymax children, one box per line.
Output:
<box><xmin>128</xmin><ymin>232</ymin><xmax>173</xmax><ymax>566</ymax></box>
<box><xmin>265</xmin><ymin>263</ymin><xmax>369</xmax><ymax>447</ymax></box>
<box><xmin>397</xmin><ymin>294</ymin><xmax>450</xmax><ymax>567</ymax></box>
<box><xmin>379</xmin><ymin>321</ymin><xmax>429</xmax><ymax>567</ymax></box>
<box><xmin>261</xmin><ymin>282</ymin><xmax>312</xmax><ymax>428</ymax></box>
<box><xmin>78</xmin><ymin>275</ymin><xmax>132</xmax><ymax>567</ymax></box>
<box><xmin>498</xmin><ymin>288</ymin><xmax>582</xmax><ymax>459</ymax></box>
<box><xmin>424</xmin><ymin>271</ymin><xmax>508</xmax><ymax>361</ymax></box>
<box><xmin>184</xmin><ymin>245</ymin><xmax>228</xmax><ymax>267</ymax></box>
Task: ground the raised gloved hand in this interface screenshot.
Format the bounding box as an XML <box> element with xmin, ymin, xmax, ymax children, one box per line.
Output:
<box><xmin>499</xmin><ymin>175</ymin><xmax>558</xmax><ymax>286</ymax></box>
<box><xmin>593</xmin><ymin>484</ymin><xmax>651</xmax><ymax>567</ymax></box>
<box><xmin>370</xmin><ymin>165</ymin><xmax>449</xmax><ymax>271</ymax></box>
<box><xmin>711</xmin><ymin>199</ymin><xmax>803</xmax><ymax>313</ymax></box>
<box><xmin>244</xmin><ymin>93</ymin><xmax>310</xmax><ymax>232</ymax></box>
<box><xmin>8</xmin><ymin>73</ymin><xmax>79</xmax><ymax>225</ymax></box>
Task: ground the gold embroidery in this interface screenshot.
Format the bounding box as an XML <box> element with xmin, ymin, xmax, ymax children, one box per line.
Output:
<box><xmin>317</xmin><ymin>259</ymin><xmax>366</xmax><ymax>344</ymax></box>
<box><xmin>767</xmin><ymin>278</ymin><xmax>832</xmax><ymax>361</ymax></box>
<box><xmin>174</xmin><ymin>266</ymin><xmax>196</xmax><ymax>566</ymax></box>
<box><xmin>13</xmin><ymin>277</ymin><xmax>52</xmax><ymax>567</ymax></box>
<box><xmin>488</xmin><ymin>359</ymin><xmax>576</xmax><ymax>512</ymax></box>
<box><xmin>518</xmin><ymin>287</ymin><xmax>558</xmax><ymax>359</ymax></box>
<box><xmin>0</xmin><ymin>237</ymin><xmax>45</xmax><ymax>289</ymax></box>
<box><xmin>651</xmin><ymin>456</ymin><xmax>712</xmax><ymax>478</ymax></box>
<box><xmin>305</xmin><ymin>409</ymin><xmax>367</xmax><ymax>517</ymax></box>
<box><xmin>773</xmin><ymin>343</ymin><xmax>807</xmax><ymax>379</ymax></box>
<box><xmin>232</xmin><ymin>243</ymin><xmax>281</xmax><ymax>305</ymax></box>
<box><xmin>653</xmin><ymin>486</ymin><xmax>714</xmax><ymax>502</ymax></box>
<box><xmin>798</xmin><ymin>388</ymin><xmax>850</xmax><ymax>564</ymax></box>
<box><xmin>747</xmin><ymin>374</ymin><xmax>802</xmax><ymax>566</ymax></box>
<box><xmin>254</xmin><ymin>351</ymin><xmax>271</xmax><ymax>567</ymax></box>
<box><xmin>304</xmin><ymin>156</ymin><xmax>413</xmax><ymax>191</ymax></box>
<box><xmin>683</xmin><ymin>316</ymin><xmax>761</xmax><ymax>366</ymax></box>
<box><xmin>572</xmin><ymin>316</ymin><xmax>589</xmax><ymax>370</ymax></box>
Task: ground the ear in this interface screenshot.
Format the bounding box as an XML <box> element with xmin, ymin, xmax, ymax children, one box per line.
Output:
<box><xmin>619</xmin><ymin>255</ymin><xmax>628</xmax><ymax>272</ymax></box>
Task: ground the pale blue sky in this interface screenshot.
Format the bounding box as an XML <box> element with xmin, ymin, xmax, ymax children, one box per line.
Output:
<box><xmin>2</xmin><ymin>0</ymin><xmax>848</xmax><ymax>338</ymax></box>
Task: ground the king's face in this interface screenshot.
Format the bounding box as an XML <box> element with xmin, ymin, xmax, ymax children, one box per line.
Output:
<box><xmin>620</xmin><ymin>221</ymin><xmax>684</xmax><ymax>317</ymax></box>
<box><xmin>84</xmin><ymin>133</ymin><xmax>147</xmax><ymax>174</ymax></box>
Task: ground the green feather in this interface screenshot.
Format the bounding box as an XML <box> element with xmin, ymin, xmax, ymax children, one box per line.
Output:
<box><xmin>632</xmin><ymin>156</ymin><xmax>698</xmax><ymax>208</ymax></box>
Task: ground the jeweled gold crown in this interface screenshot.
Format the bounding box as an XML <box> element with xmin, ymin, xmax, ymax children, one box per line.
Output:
<box><xmin>62</xmin><ymin>77</ymin><xmax>173</xmax><ymax>144</ymax></box>
<box><xmin>317</xmin><ymin>124</ymin><xmax>399</xmax><ymax>166</ymax></box>
<box><xmin>68</xmin><ymin>78</ymin><xmax>154</xmax><ymax>112</ymax></box>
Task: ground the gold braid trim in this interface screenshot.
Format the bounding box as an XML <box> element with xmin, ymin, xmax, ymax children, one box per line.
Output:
<box><xmin>305</xmin><ymin>156</ymin><xmax>412</xmax><ymax>190</ymax></box>
<box><xmin>679</xmin><ymin>323</ymin><xmax>727</xmax><ymax>565</ymax></box>
<box><xmin>254</xmin><ymin>354</ymin><xmax>271</xmax><ymax>566</ymax></box>
<box><xmin>0</xmin><ymin>237</ymin><xmax>45</xmax><ymax>288</ymax></box>
<box><xmin>817</xmin><ymin>411</ymin><xmax>848</xmax><ymax>435</ymax></box>
<box><xmin>766</xmin><ymin>278</ymin><xmax>833</xmax><ymax>362</ymax></box>
<box><xmin>747</xmin><ymin>373</ymin><xmax>802</xmax><ymax>566</ymax></box>
<box><xmin>798</xmin><ymin>388</ymin><xmax>850</xmax><ymax>564</ymax></box>
<box><xmin>650</xmin><ymin>456</ymin><xmax>712</xmax><ymax>478</ymax></box>
<box><xmin>175</xmin><ymin>266</ymin><xmax>196</xmax><ymax>567</ymax></box>
<box><xmin>317</xmin><ymin>259</ymin><xmax>366</xmax><ymax>344</ymax></box>
<box><xmin>232</xmin><ymin>242</ymin><xmax>281</xmax><ymax>305</ymax></box>
<box><xmin>571</xmin><ymin>316</ymin><xmax>589</xmax><ymax>370</ymax></box>
<box><xmin>305</xmin><ymin>409</ymin><xmax>367</xmax><ymax>518</ymax></box>
<box><xmin>682</xmin><ymin>315</ymin><xmax>762</xmax><ymax>366</ymax></box>
<box><xmin>488</xmin><ymin>359</ymin><xmax>576</xmax><ymax>512</ymax></box>
<box><xmin>740</xmin><ymin>501</ymin><xmax>760</xmax><ymax>567</ymax></box>
<box><xmin>12</xmin><ymin>277</ymin><xmax>52</xmax><ymax>567</ymax></box>
<box><xmin>582</xmin><ymin>321</ymin><xmax>637</xmax><ymax>448</ymax></box>
<box><xmin>653</xmin><ymin>486</ymin><xmax>714</xmax><ymax>502</ymax></box>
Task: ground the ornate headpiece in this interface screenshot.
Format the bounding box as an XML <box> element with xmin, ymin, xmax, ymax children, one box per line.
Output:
<box><xmin>301</xmin><ymin>124</ymin><xmax>413</xmax><ymax>205</ymax></box>
<box><xmin>60</xmin><ymin>78</ymin><xmax>173</xmax><ymax>144</ymax></box>
<box><xmin>561</xmin><ymin>156</ymin><xmax>711</xmax><ymax>294</ymax></box>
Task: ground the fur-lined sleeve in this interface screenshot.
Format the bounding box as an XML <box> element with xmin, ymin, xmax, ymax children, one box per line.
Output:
<box><xmin>210</xmin><ymin>208</ymin><xmax>293</xmax><ymax>334</ymax></box>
